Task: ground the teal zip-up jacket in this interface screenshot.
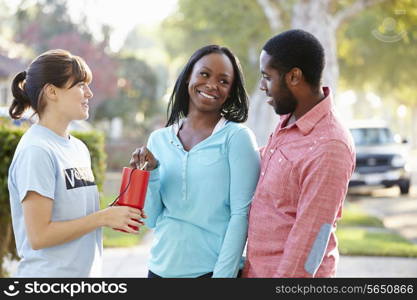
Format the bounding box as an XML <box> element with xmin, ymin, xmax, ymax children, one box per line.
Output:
<box><xmin>144</xmin><ymin>119</ymin><xmax>260</xmax><ymax>277</ymax></box>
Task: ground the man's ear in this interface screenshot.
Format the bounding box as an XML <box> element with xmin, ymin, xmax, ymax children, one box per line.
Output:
<box><xmin>287</xmin><ymin>67</ymin><xmax>302</xmax><ymax>86</ymax></box>
<box><xmin>43</xmin><ymin>84</ymin><xmax>58</xmax><ymax>101</ymax></box>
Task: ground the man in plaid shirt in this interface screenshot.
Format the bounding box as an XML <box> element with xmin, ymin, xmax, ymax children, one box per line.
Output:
<box><xmin>243</xmin><ymin>30</ymin><xmax>355</xmax><ymax>278</ymax></box>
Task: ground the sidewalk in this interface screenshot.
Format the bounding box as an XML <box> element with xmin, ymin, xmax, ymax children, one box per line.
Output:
<box><xmin>102</xmin><ymin>231</ymin><xmax>417</xmax><ymax>278</ymax></box>
<box><xmin>5</xmin><ymin>231</ymin><xmax>417</xmax><ymax>277</ymax></box>
<box><xmin>103</xmin><ymin>231</ymin><xmax>152</xmax><ymax>277</ymax></box>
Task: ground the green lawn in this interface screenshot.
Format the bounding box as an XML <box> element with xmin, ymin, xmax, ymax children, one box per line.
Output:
<box><xmin>336</xmin><ymin>205</ymin><xmax>417</xmax><ymax>257</ymax></box>
<box><xmin>338</xmin><ymin>208</ymin><xmax>384</xmax><ymax>228</ymax></box>
<box><xmin>337</xmin><ymin>227</ymin><xmax>417</xmax><ymax>257</ymax></box>
<box><xmin>103</xmin><ymin>227</ymin><xmax>148</xmax><ymax>248</ymax></box>
<box><xmin>101</xmin><ymin>194</ymin><xmax>148</xmax><ymax>248</ymax></box>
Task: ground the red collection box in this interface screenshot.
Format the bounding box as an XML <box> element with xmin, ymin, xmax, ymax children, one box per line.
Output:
<box><xmin>114</xmin><ymin>167</ymin><xmax>150</xmax><ymax>231</ymax></box>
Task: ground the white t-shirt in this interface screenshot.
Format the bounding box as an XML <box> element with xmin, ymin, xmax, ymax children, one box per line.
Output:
<box><xmin>8</xmin><ymin>123</ymin><xmax>102</xmax><ymax>277</ymax></box>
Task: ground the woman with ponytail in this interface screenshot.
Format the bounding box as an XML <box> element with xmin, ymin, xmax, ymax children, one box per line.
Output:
<box><xmin>9</xmin><ymin>71</ymin><xmax>31</xmax><ymax>119</ymax></box>
<box><xmin>8</xmin><ymin>49</ymin><xmax>145</xmax><ymax>277</ymax></box>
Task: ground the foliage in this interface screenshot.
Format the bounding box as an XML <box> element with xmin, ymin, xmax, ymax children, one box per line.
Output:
<box><xmin>337</xmin><ymin>0</ymin><xmax>417</xmax><ymax>143</ymax></box>
<box><xmin>160</xmin><ymin>0</ymin><xmax>272</xmax><ymax>92</ymax></box>
<box><xmin>13</xmin><ymin>0</ymin><xmax>118</xmax><ymax>119</ymax></box>
<box><xmin>46</xmin><ymin>32</ymin><xmax>119</xmax><ymax>115</ymax></box>
<box><xmin>71</xmin><ymin>130</ymin><xmax>107</xmax><ymax>193</ymax></box>
<box><xmin>95</xmin><ymin>56</ymin><xmax>162</xmax><ymax>124</ymax></box>
<box><xmin>163</xmin><ymin>0</ymin><xmax>416</xmax><ymax>98</ymax></box>
<box><xmin>338</xmin><ymin>0</ymin><xmax>417</xmax><ymax>98</ymax></box>
<box><xmin>0</xmin><ymin>125</ymin><xmax>23</xmax><ymax>277</ymax></box>
<box><xmin>15</xmin><ymin>0</ymin><xmax>92</xmax><ymax>51</ymax></box>
<box><xmin>11</xmin><ymin>0</ymin><xmax>164</xmax><ymax>126</ymax></box>
<box><xmin>0</xmin><ymin>125</ymin><xmax>106</xmax><ymax>277</ymax></box>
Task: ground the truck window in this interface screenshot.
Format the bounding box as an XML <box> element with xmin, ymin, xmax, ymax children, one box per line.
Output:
<box><xmin>350</xmin><ymin>128</ymin><xmax>395</xmax><ymax>146</ymax></box>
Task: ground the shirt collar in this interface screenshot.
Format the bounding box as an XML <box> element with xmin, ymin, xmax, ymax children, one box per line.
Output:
<box><xmin>279</xmin><ymin>86</ymin><xmax>333</xmax><ymax>136</ymax></box>
<box><xmin>172</xmin><ymin>117</ymin><xmax>228</xmax><ymax>136</ymax></box>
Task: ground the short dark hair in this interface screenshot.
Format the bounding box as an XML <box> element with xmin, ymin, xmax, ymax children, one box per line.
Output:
<box><xmin>263</xmin><ymin>29</ymin><xmax>325</xmax><ymax>89</ymax></box>
<box><xmin>166</xmin><ymin>45</ymin><xmax>249</xmax><ymax>126</ymax></box>
<box><xmin>9</xmin><ymin>49</ymin><xmax>92</xmax><ymax>119</ymax></box>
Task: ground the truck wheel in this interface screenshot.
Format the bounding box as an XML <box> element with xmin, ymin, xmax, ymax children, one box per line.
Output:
<box><xmin>399</xmin><ymin>179</ymin><xmax>410</xmax><ymax>195</ymax></box>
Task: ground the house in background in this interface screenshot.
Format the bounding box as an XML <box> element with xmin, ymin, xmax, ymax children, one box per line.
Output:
<box><xmin>0</xmin><ymin>54</ymin><xmax>24</xmax><ymax>107</ymax></box>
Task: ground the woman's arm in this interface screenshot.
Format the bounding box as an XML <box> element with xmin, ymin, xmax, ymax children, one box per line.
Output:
<box><xmin>23</xmin><ymin>191</ymin><xmax>143</xmax><ymax>250</ymax></box>
<box><xmin>213</xmin><ymin>127</ymin><xmax>261</xmax><ymax>277</ymax></box>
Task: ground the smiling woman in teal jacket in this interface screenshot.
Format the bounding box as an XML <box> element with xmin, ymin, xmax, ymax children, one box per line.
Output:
<box><xmin>130</xmin><ymin>45</ymin><xmax>260</xmax><ymax>278</ymax></box>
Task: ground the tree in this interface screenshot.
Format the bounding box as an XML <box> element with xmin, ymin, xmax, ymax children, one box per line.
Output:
<box><xmin>46</xmin><ymin>32</ymin><xmax>118</xmax><ymax>116</ymax></box>
<box><xmin>95</xmin><ymin>56</ymin><xmax>161</xmax><ymax>126</ymax></box>
<box><xmin>14</xmin><ymin>0</ymin><xmax>89</xmax><ymax>51</ymax></box>
<box><xmin>122</xmin><ymin>24</ymin><xmax>170</xmax><ymax>105</ymax></box>
<box><xmin>163</xmin><ymin>0</ymin><xmax>393</xmax><ymax>144</ymax></box>
<box><xmin>161</xmin><ymin>0</ymin><xmax>272</xmax><ymax>92</ymax></box>
<box><xmin>338</xmin><ymin>0</ymin><xmax>417</xmax><ymax>144</ymax></box>
<box><xmin>251</xmin><ymin>0</ymin><xmax>395</xmax><ymax>144</ymax></box>
<box><xmin>13</xmin><ymin>0</ymin><xmax>117</xmax><ymax>119</ymax></box>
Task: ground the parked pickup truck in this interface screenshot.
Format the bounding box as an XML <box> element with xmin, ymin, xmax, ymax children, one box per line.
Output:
<box><xmin>349</xmin><ymin>121</ymin><xmax>411</xmax><ymax>194</ymax></box>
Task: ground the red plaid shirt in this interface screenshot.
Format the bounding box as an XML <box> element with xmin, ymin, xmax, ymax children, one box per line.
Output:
<box><xmin>243</xmin><ymin>87</ymin><xmax>355</xmax><ymax>277</ymax></box>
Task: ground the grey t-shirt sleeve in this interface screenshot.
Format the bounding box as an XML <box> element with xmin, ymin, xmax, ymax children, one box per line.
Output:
<box><xmin>13</xmin><ymin>146</ymin><xmax>56</xmax><ymax>202</ymax></box>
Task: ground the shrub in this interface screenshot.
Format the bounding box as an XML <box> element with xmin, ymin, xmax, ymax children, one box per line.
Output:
<box><xmin>0</xmin><ymin>125</ymin><xmax>24</xmax><ymax>278</ymax></box>
<box><xmin>72</xmin><ymin>130</ymin><xmax>107</xmax><ymax>192</ymax></box>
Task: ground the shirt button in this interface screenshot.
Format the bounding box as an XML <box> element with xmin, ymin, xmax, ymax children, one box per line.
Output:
<box><xmin>261</xmin><ymin>172</ymin><xmax>265</xmax><ymax>176</ymax></box>
<box><xmin>270</xmin><ymin>149</ymin><xmax>274</xmax><ymax>153</ymax></box>
<box><xmin>278</xmin><ymin>158</ymin><xmax>282</xmax><ymax>163</ymax></box>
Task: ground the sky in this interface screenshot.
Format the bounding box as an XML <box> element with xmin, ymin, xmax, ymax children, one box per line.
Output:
<box><xmin>68</xmin><ymin>0</ymin><xmax>178</xmax><ymax>50</ymax></box>
<box><xmin>5</xmin><ymin>0</ymin><xmax>178</xmax><ymax>51</ymax></box>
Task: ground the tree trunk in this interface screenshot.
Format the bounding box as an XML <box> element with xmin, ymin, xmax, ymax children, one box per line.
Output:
<box><xmin>246</xmin><ymin>86</ymin><xmax>279</xmax><ymax>145</ymax></box>
<box><xmin>291</xmin><ymin>1</ymin><xmax>339</xmax><ymax>95</ymax></box>
<box><xmin>247</xmin><ymin>0</ymin><xmax>385</xmax><ymax>145</ymax></box>
<box><xmin>247</xmin><ymin>0</ymin><xmax>339</xmax><ymax>145</ymax></box>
